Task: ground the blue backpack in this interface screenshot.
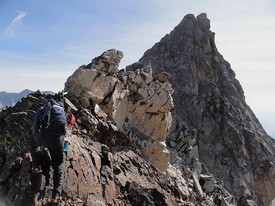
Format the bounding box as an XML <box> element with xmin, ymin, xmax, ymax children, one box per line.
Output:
<box><xmin>43</xmin><ymin>99</ymin><xmax>67</xmax><ymax>129</ymax></box>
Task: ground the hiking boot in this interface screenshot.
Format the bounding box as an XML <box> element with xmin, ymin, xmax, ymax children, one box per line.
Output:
<box><xmin>30</xmin><ymin>172</ymin><xmax>42</xmax><ymax>192</ymax></box>
<box><xmin>51</xmin><ymin>192</ymin><xmax>61</xmax><ymax>203</ymax></box>
<box><xmin>34</xmin><ymin>192</ymin><xmax>41</xmax><ymax>206</ymax></box>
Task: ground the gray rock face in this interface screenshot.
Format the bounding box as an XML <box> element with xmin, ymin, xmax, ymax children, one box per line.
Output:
<box><xmin>139</xmin><ymin>13</ymin><xmax>275</xmax><ymax>205</ymax></box>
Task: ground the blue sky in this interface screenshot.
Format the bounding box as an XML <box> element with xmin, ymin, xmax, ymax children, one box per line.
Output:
<box><xmin>0</xmin><ymin>0</ymin><xmax>275</xmax><ymax>137</ymax></box>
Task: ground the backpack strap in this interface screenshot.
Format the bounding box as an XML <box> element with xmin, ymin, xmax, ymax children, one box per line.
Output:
<box><xmin>33</xmin><ymin>106</ymin><xmax>44</xmax><ymax>134</ymax></box>
<box><xmin>43</xmin><ymin>100</ymin><xmax>53</xmax><ymax>129</ymax></box>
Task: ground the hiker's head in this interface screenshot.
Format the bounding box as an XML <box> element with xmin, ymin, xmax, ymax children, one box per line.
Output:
<box><xmin>54</xmin><ymin>91</ymin><xmax>64</xmax><ymax>103</ymax></box>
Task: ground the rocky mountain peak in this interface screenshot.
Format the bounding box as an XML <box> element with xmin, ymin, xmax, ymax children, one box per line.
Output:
<box><xmin>0</xmin><ymin>13</ymin><xmax>274</xmax><ymax>206</ymax></box>
<box><xmin>140</xmin><ymin>13</ymin><xmax>275</xmax><ymax>206</ymax></box>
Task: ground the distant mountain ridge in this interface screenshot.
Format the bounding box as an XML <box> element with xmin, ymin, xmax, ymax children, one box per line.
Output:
<box><xmin>0</xmin><ymin>89</ymin><xmax>54</xmax><ymax>107</ymax></box>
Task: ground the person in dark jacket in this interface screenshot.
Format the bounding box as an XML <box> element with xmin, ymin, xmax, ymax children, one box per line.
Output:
<box><xmin>30</xmin><ymin>96</ymin><xmax>66</xmax><ymax>202</ymax></box>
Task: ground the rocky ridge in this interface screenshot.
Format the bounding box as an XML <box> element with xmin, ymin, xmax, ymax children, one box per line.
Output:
<box><xmin>0</xmin><ymin>49</ymin><xmax>233</xmax><ymax>206</ymax></box>
<box><xmin>0</xmin><ymin>89</ymin><xmax>54</xmax><ymax>108</ymax></box>
<box><xmin>0</xmin><ymin>13</ymin><xmax>274</xmax><ymax>206</ymax></box>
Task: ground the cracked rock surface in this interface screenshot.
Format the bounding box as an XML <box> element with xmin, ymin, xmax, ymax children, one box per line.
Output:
<box><xmin>139</xmin><ymin>13</ymin><xmax>275</xmax><ymax>206</ymax></box>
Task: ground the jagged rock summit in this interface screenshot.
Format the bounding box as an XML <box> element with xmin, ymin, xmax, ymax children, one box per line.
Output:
<box><xmin>0</xmin><ymin>13</ymin><xmax>274</xmax><ymax>206</ymax></box>
<box><xmin>139</xmin><ymin>13</ymin><xmax>275</xmax><ymax>206</ymax></box>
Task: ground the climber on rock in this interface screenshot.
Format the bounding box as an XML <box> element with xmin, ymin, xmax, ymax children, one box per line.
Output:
<box><xmin>29</xmin><ymin>92</ymin><xmax>76</xmax><ymax>203</ymax></box>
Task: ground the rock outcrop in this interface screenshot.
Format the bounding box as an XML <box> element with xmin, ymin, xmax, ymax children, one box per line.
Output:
<box><xmin>65</xmin><ymin>49</ymin><xmax>174</xmax><ymax>172</ymax></box>
<box><xmin>139</xmin><ymin>13</ymin><xmax>275</xmax><ymax>206</ymax></box>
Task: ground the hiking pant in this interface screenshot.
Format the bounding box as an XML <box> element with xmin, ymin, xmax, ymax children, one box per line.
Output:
<box><xmin>30</xmin><ymin>130</ymin><xmax>65</xmax><ymax>196</ymax></box>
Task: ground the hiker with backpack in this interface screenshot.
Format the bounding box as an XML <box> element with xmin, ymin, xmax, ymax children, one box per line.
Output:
<box><xmin>30</xmin><ymin>93</ymin><xmax>69</xmax><ymax>202</ymax></box>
